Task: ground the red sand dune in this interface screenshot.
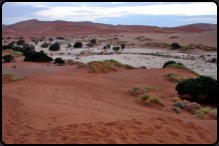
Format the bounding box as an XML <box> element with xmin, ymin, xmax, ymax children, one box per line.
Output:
<box><xmin>2</xmin><ymin>19</ymin><xmax>217</xmax><ymax>37</ymax></box>
<box><xmin>2</xmin><ymin>64</ymin><xmax>217</xmax><ymax>144</ymax></box>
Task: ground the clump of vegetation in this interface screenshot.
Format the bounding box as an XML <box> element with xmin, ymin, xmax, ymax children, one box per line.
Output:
<box><xmin>171</xmin><ymin>96</ymin><xmax>180</xmax><ymax>102</ymax></box>
<box><xmin>137</xmin><ymin>94</ymin><xmax>151</xmax><ymax>102</ymax></box>
<box><xmin>165</xmin><ymin>64</ymin><xmax>200</xmax><ymax>76</ymax></box>
<box><xmin>54</xmin><ymin>57</ymin><xmax>65</xmax><ymax>65</ymax></box>
<box><xmin>161</xmin><ymin>94</ymin><xmax>167</xmax><ymax>98</ymax></box>
<box><xmin>172</xmin><ymin>107</ymin><xmax>181</xmax><ymax>113</ymax></box>
<box><xmin>2</xmin><ymin>54</ymin><xmax>14</xmax><ymax>63</ymax></box>
<box><xmin>145</xmin><ymin>98</ymin><xmax>152</xmax><ymax>106</ymax></box>
<box><xmin>4</xmin><ymin>73</ymin><xmax>21</xmax><ymax>84</ymax></box>
<box><xmin>12</xmin><ymin>65</ymin><xmax>16</xmax><ymax>68</ymax></box>
<box><xmin>41</xmin><ymin>42</ymin><xmax>49</xmax><ymax>48</ymax></box>
<box><xmin>172</xmin><ymin>101</ymin><xmax>186</xmax><ymax>109</ymax></box>
<box><xmin>151</xmin><ymin>97</ymin><xmax>161</xmax><ymax>103</ymax></box>
<box><xmin>49</xmin><ymin>42</ymin><xmax>60</xmax><ymax>51</ymax></box>
<box><xmin>16</xmin><ymin>39</ymin><xmax>25</xmax><ymax>46</ymax></box>
<box><xmin>169</xmin><ymin>36</ymin><xmax>179</xmax><ymax>39</ymax></box>
<box><xmin>90</xmin><ymin>39</ymin><xmax>96</xmax><ymax>44</ymax></box>
<box><xmin>24</xmin><ymin>50</ymin><xmax>53</xmax><ymax>62</ymax></box>
<box><xmin>56</xmin><ymin>36</ymin><xmax>64</xmax><ymax>40</ymax></box>
<box><xmin>198</xmin><ymin>112</ymin><xmax>205</xmax><ymax>119</ymax></box>
<box><xmin>73</xmin><ymin>42</ymin><xmax>82</xmax><ymax>48</ymax></box>
<box><xmin>212</xmin><ymin>109</ymin><xmax>217</xmax><ymax>119</ymax></box>
<box><xmin>175</xmin><ymin>76</ymin><xmax>217</xmax><ymax>102</ymax></box>
<box><xmin>129</xmin><ymin>86</ymin><xmax>142</xmax><ymax>96</ymax></box>
<box><xmin>77</xmin><ymin>63</ymin><xmax>83</xmax><ymax>68</ymax></box>
<box><xmin>170</xmin><ymin>42</ymin><xmax>181</xmax><ymax>49</ymax></box>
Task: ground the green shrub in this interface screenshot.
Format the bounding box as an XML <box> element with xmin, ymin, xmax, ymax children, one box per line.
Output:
<box><xmin>54</xmin><ymin>57</ymin><xmax>65</xmax><ymax>65</ymax></box>
<box><xmin>2</xmin><ymin>54</ymin><xmax>14</xmax><ymax>63</ymax></box>
<box><xmin>12</xmin><ymin>65</ymin><xmax>16</xmax><ymax>68</ymax></box>
<box><xmin>151</xmin><ymin>97</ymin><xmax>161</xmax><ymax>103</ymax></box>
<box><xmin>166</xmin><ymin>64</ymin><xmax>200</xmax><ymax>76</ymax></box>
<box><xmin>73</xmin><ymin>42</ymin><xmax>82</xmax><ymax>48</ymax></box>
<box><xmin>198</xmin><ymin>112</ymin><xmax>205</xmax><ymax>119</ymax></box>
<box><xmin>49</xmin><ymin>42</ymin><xmax>60</xmax><ymax>51</ymax></box>
<box><xmin>16</xmin><ymin>39</ymin><xmax>25</xmax><ymax>46</ymax></box>
<box><xmin>162</xmin><ymin>60</ymin><xmax>176</xmax><ymax>68</ymax></box>
<box><xmin>90</xmin><ymin>39</ymin><xmax>96</xmax><ymax>44</ymax></box>
<box><xmin>171</xmin><ymin>96</ymin><xmax>180</xmax><ymax>102</ymax></box>
<box><xmin>176</xmin><ymin>76</ymin><xmax>217</xmax><ymax>101</ymax></box>
<box><xmin>170</xmin><ymin>43</ymin><xmax>181</xmax><ymax>49</ymax></box>
<box><xmin>137</xmin><ymin>94</ymin><xmax>151</xmax><ymax>102</ymax></box>
<box><xmin>77</xmin><ymin>63</ymin><xmax>83</xmax><ymax>68</ymax></box>
<box><xmin>212</xmin><ymin>109</ymin><xmax>217</xmax><ymax>119</ymax></box>
<box><xmin>161</xmin><ymin>94</ymin><xmax>167</xmax><ymax>98</ymax></box>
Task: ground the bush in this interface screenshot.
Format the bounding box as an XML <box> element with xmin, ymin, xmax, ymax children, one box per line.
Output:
<box><xmin>113</xmin><ymin>46</ymin><xmax>120</xmax><ymax>52</ymax></box>
<box><xmin>121</xmin><ymin>43</ymin><xmax>125</xmax><ymax>49</ymax></box>
<box><xmin>77</xmin><ymin>63</ymin><xmax>83</xmax><ymax>68</ymax></box>
<box><xmin>49</xmin><ymin>38</ymin><xmax>53</xmax><ymax>41</ymax></box>
<box><xmin>175</xmin><ymin>76</ymin><xmax>217</xmax><ymax>101</ymax></box>
<box><xmin>2</xmin><ymin>54</ymin><xmax>14</xmax><ymax>63</ymax></box>
<box><xmin>170</xmin><ymin>43</ymin><xmax>181</xmax><ymax>49</ymax></box>
<box><xmin>162</xmin><ymin>60</ymin><xmax>176</xmax><ymax>68</ymax></box>
<box><xmin>56</xmin><ymin>36</ymin><xmax>64</xmax><ymax>40</ymax></box>
<box><xmin>74</xmin><ymin>42</ymin><xmax>82</xmax><ymax>48</ymax></box>
<box><xmin>24</xmin><ymin>50</ymin><xmax>53</xmax><ymax>62</ymax></box>
<box><xmin>171</xmin><ymin>96</ymin><xmax>180</xmax><ymax>102</ymax></box>
<box><xmin>90</xmin><ymin>39</ymin><xmax>96</xmax><ymax>44</ymax></box>
<box><xmin>151</xmin><ymin>97</ymin><xmax>161</xmax><ymax>103</ymax></box>
<box><xmin>172</xmin><ymin>107</ymin><xmax>181</xmax><ymax>113</ymax></box>
<box><xmin>54</xmin><ymin>57</ymin><xmax>65</xmax><ymax>65</ymax></box>
<box><xmin>41</xmin><ymin>42</ymin><xmax>49</xmax><ymax>48</ymax></box>
<box><xmin>16</xmin><ymin>39</ymin><xmax>25</xmax><ymax>46</ymax></box>
<box><xmin>49</xmin><ymin>42</ymin><xmax>60</xmax><ymax>51</ymax></box>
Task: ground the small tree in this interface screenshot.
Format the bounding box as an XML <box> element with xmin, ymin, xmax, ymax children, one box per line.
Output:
<box><xmin>113</xmin><ymin>46</ymin><xmax>120</xmax><ymax>52</ymax></box>
<box><xmin>121</xmin><ymin>43</ymin><xmax>125</xmax><ymax>49</ymax></box>
<box><xmin>16</xmin><ymin>39</ymin><xmax>25</xmax><ymax>46</ymax></box>
<box><xmin>170</xmin><ymin>43</ymin><xmax>181</xmax><ymax>49</ymax></box>
<box><xmin>73</xmin><ymin>42</ymin><xmax>82</xmax><ymax>48</ymax></box>
<box><xmin>54</xmin><ymin>57</ymin><xmax>65</xmax><ymax>65</ymax></box>
<box><xmin>49</xmin><ymin>38</ymin><xmax>53</xmax><ymax>41</ymax></box>
<box><xmin>162</xmin><ymin>60</ymin><xmax>176</xmax><ymax>68</ymax></box>
<box><xmin>175</xmin><ymin>76</ymin><xmax>217</xmax><ymax>102</ymax></box>
<box><xmin>35</xmin><ymin>41</ymin><xmax>38</xmax><ymax>45</ymax></box>
<box><xmin>49</xmin><ymin>42</ymin><xmax>60</xmax><ymax>51</ymax></box>
<box><xmin>90</xmin><ymin>39</ymin><xmax>96</xmax><ymax>44</ymax></box>
<box><xmin>2</xmin><ymin>54</ymin><xmax>14</xmax><ymax>63</ymax></box>
<box><xmin>107</xmin><ymin>44</ymin><xmax>110</xmax><ymax>49</ymax></box>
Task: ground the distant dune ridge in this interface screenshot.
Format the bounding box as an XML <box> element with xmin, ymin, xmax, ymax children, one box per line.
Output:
<box><xmin>2</xmin><ymin>19</ymin><xmax>217</xmax><ymax>36</ymax></box>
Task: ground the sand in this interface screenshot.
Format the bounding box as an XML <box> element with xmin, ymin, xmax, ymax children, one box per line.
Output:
<box><xmin>2</xmin><ymin>20</ymin><xmax>217</xmax><ymax>144</ymax></box>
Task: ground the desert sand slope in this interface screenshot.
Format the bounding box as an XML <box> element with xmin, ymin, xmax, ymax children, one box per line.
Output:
<box><xmin>2</xmin><ymin>67</ymin><xmax>217</xmax><ymax>144</ymax></box>
<box><xmin>2</xmin><ymin>19</ymin><xmax>217</xmax><ymax>36</ymax></box>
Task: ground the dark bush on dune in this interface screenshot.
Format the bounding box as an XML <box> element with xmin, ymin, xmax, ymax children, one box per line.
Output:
<box><xmin>175</xmin><ymin>76</ymin><xmax>217</xmax><ymax>102</ymax></box>
<box><xmin>24</xmin><ymin>50</ymin><xmax>53</xmax><ymax>62</ymax></box>
<box><xmin>90</xmin><ymin>39</ymin><xmax>96</xmax><ymax>44</ymax></box>
<box><xmin>16</xmin><ymin>39</ymin><xmax>25</xmax><ymax>46</ymax></box>
<box><xmin>2</xmin><ymin>54</ymin><xmax>14</xmax><ymax>63</ymax></box>
<box><xmin>41</xmin><ymin>42</ymin><xmax>49</xmax><ymax>48</ymax></box>
<box><xmin>162</xmin><ymin>60</ymin><xmax>176</xmax><ymax>68</ymax></box>
<box><xmin>49</xmin><ymin>42</ymin><xmax>60</xmax><ymax>51</ymax></box>
<box><xmin>74</xmin><ymin>42</ymin><xmax>82</xmax><ymax>48</ymax></box>
<box><xmin>56</xmin><ymin>36</ymin><xmax>64</xmax><ymax>40</ymax></box>
<box><xmin>170</xmin><ymin>43</ymin><xmax>181</xmax><ymax>49</ymax></box>
<box><xmin>54</xmin><ymin>57</ymin><xmax>65</xmax><ymax>65</ymax></box>
<box><xmin>113</xmin><ymin>46</ymin><xmax>120</xmax><ymax>52</ymax></box>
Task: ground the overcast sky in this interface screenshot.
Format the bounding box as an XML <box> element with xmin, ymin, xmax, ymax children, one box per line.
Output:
<box><xmin>2</xmin><ymin>2</ymin><xmax>217</xmax><ymax>27</ymax></box>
